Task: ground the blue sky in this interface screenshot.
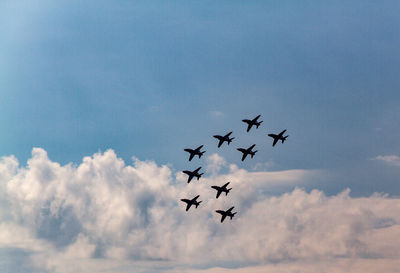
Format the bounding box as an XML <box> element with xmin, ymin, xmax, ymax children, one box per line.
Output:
<box><xmin>1</xmin><ymin>2</ymin><xmax>400</xmax><ymax>272</ymax></box>
<box><xmin>2</xmin><ymin>0</ymin><xmax>399</xmax><ymax>196</ymax></box>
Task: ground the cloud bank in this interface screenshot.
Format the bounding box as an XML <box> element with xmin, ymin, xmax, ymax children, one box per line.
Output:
<box><xmin>0</xmin><ymin>148</ymin><xmax>399</xmax><ymax>273</ymax></box>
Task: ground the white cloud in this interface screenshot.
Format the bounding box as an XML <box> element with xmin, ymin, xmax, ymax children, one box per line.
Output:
<box><xmin>373</xmin><ymin>155</ymin><xmax>400</xmax><ymax>167</ymax></box>
<box><xmin>251</xmin><ymin>160</ymin><xmax>275</xmax><ymax>171</ymax></box>
<box><xmin>206</xmin><ymin>153</ymin><xmax>226</xmax><ymax>175</ymax></box>
<box><xmin>209</xmin><ymin>111</ymin><xmax>223</xmax><ymax>117</ymax></box>
<box><xmin>172</xmin><ymin>258</ymin><xmax>400</xmax><ymax>273</ymax></box>
<box><xmin>0</xmin><ymin>149</ymin><xmax>399</xmax><ymax>273</ymax></box>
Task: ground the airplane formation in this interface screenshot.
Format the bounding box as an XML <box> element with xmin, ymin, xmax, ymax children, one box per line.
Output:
<box><xmin>180</xmin><ymin>114</ymin><xmax>289</xmax><ymax>223</ymax></box>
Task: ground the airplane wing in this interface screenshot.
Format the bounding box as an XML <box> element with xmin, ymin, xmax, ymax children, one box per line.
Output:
<box><xmin>246</xmin><ymin>124</ymin><xmax>252</xmax><ymax>132</ymax></box>
<box><xmin>216</xmin><ymin>190</ymin><xmax>222</xmax><ymax>199</ymax></box>
<box><xmin>221</xmin><ymin>214</ymin><xmax>227</xmax><ymax>223</ymax></box>
<box><xmin>215</xmin><ymin>210</ymin><xmax>227</xmax><ymax>222</ymax></box>
<box><xmin>227</xmin><ymin>206</ymin><xmax>234</xmax><ymax>212</ymax></box>
<box><xmin>180</xmin><ymin>199</ymin><xmax>191</xmax><ymax>211</ymax></box>
<box><xmin>226</xmin><ymin>131</ymin><xmax>232</xmax><ymax>137</ymax></box>
<box><xmin>249</xmin><ymin>144</ymin><xmax>256</xmax><ymax>150</ymax></box>
<box><xmin>213</xmin><ymin>136</ymin><xmax>223</xmax><ymax>148</ymax></box>
<box><xmin>195</xmin><ymin>167</ymin><xmax>202</xmax><ymax>172</ymax></box>
<box><xmin>196</xmin><ymin>145</ymin><xmax>204</xmax><ymax>151</ymax></box>
<box><xmin>193</xmin><ymin>195</ymin><xmax>200</xmax><ymax>201</ymax></box>
<box><xmin>223</xmin><ymin>182</ymin><xmax>230</xmax><ymax>188</ymax></box>
<box><xmin>189</xmin><ymin>153</ymin><xmax>195</xmax><ymax>161</ymax></box>
<box><xmin>273</xmin><ymin>138</ymin><xmax>279</xmax><ymax>147</ymax></box>
<box><xmin>187</xmin><ymin>175</ymin><xmax>193</xmax><ymax>183</ymax></box>
<box><xmin>253</xmin><ymin>115</ymin><xmax>261</xmax><ymax>121</ymax></box>
<box><xmin>279</xmin><ymin>129</ymin><xmax>287</xmax><ymax>136</ymax></box>
<box><xmin>237</xmin><ymin>148</ymin><xmax>247</xmax><ymax>161</ymax></box>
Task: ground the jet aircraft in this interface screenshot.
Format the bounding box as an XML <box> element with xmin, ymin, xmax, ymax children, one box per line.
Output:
<box><xmin>242</xmin><ymin>115</ymin><xmax>263</xmax><ymax>132</ymax></box>
<box><xmin>184</xmin><ymin>145</ymin><xmax>206</xmax><ymax>161</ymax></box>
<box><xmin>181</xmin><ymin>195</ymin><xmax>202</xmax><ymax>211</ymax></box>
<box><xmin>215</xmin><ymin>206</ymin><xmax>237</xmax><ymax>223</ymax></box>
<box><xmin>211</xmin><ymin>182</ymin><xmax>232</xmax><ymax>198</ymax></box>
<box><xmin>267</xmin><ymin>129</ymin><xmax>289</xmax><ymax>146</ymax></box>
<box><xmin>182</xmin><ymin>167</ymin><xmax>204</xmax><ymax>183</ymax></box>
<box><xmin>237</xmin><ymin>144</ymin><xmax>257</xmax><ymax>161</ymax></box>
<box><xmin>213</xmin><ymin>131</ymin><xmax>235</xmax><ymax>148</ymax></box>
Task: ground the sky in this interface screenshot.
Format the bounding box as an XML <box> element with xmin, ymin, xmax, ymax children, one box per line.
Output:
<box><xmin>1</xmin><ymin>1</ymin><xmax>400</xmax><ymax>272</ymax></box>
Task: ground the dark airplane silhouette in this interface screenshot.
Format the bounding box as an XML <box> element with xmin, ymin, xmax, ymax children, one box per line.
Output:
<box><xmin>237</xmin><ymin>144</ymin><xmax>257</xmax><ymax>161</ymax></box>
<box><xmin>213</xmin><ymin>131</ymin><xmax>235</xmax><ymax>148</ymax></box>
<box><xmin>184</xmin><ymin>145</ymin><xmax>206</xmax><ymax>161</ymax></box>
<box><xmin>182</xmin><ymin>167</ymin><xmax>204</xmax><ymax>183</ymax></box>
<box><xmin>215</xmin><ymin>206</ymin><xmax>237</xmax><ymax>223</ymax></box>
<box><xmin>211</xmin><ymin>182</ymin><xmax>232</xmax><ymax>198</ymax></box>
<box><xmin>268</xmin><ymin>129</ymin><xmax>289</xmax><ymax>147</ymax></box>
<box><xmin>242</xmin><ymin>115</ymin><xmax>263</xmax><ymax>132</ymax></box>
<box><xmin>181</xmin><ymin>195</ymin><xmax>202</xmax><ymax>211</ymax></box>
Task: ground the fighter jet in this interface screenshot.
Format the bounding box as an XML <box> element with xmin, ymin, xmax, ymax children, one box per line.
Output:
<box><xmin>267</xmin><ymin>129</ymin><xmax>289</xmax><ymax>147</ymax></box>
<box><xmin>215</xmin><ymin>206</ymin><xmax>237</xmax><ymax>223</ymax></box>
<box><xmin>242</xmin><ymin>115</ymin><xmax>263</xmax><ymax>132</ymax></box>
<box><xmin>182</xmin><ymin>167</ymin><xmax>204</xmax><ymax>183</ymax></box>
<box><xmin>184</xmin><ymin>145</ymin><xmax>206</xmax><ymax>161</ymax></box>
<box><xmin>211</xmin><ymin>182</ymin><xmax>232</xmax><ymax>198</ymax></box>
<box><xmin>213</xmin><ymin>131</ymin><xmax>235</xmax><ymax>148</ymax></box>
<box><xmin>237</xmin><ymin>144</ymin><xmax>257</xmax><ymax>161</ymax></box>
<box><xmin>181</xmin><ymin>195</ymin><xmax>202</xmax><ymax>211</ymax></box>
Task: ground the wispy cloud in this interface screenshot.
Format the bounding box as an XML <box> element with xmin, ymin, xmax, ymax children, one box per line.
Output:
<box><xmin>0</xmin><ymin>149</ymin><xmax>399</xmax><ymax>273</ymax></box>
<box><xmin>251</xmin><ymin>160</ymin><xmax>275</xmax><ymax>171</ymax></box>
<box><xmin>209</xmin><ymin>111</ymin><xmax>223</xmax><ymax>117</ymax></box>
<box><xmin>372</xmin><ymin>155</ymin><xmax>400</xmax><ymax>167</ymax></box>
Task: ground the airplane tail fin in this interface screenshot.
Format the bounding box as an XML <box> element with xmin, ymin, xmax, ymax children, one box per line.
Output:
<box><xmin>251</xmin><ymin>151</ymin><xmax>258</xmax><ymax>158</ymax></box>
<box><xmin>197</xmin><ymin>173</ymin><xmax>204</xmax><ymax>180</ymax></box>
<box><xmin>282</xmin><ymin>135</ymin><xmax>289</xmax><ymax>143</ymax></box>
<box><xmin>226</xmin><ymin>188</ymin><xmax>232</xmax><ymax>195</ymax></box>
<box><xmin>256</xmin><ymin>121</ymin><xmax>263</xmax><ymax>128</ymax></box>
<box><xmin>199</xmin><ymin>151</ymin><xmax>206</xmax><ymax>158</ymax></box>
<box><xmin>196</xmin><ymin>201</ymin><xmax>202</xmax><ymax>208</ymax></box>
<box><xmin>228</xmin><ymin>137</ymin><xmax>235</xmax><ymax>145</ymax></box>
<box><xmin>230</xmin><ymin>212</ymin><xmax>237</xmax><ymax>220</ymax></box>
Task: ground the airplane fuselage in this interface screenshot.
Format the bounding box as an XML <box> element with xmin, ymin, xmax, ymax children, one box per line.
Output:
<box><xmin>184</xmin><ymin>149</ymin><xmax>202</xmax><ymax>156</ymax></box>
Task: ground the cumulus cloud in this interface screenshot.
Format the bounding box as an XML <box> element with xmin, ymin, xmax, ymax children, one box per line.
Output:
<box><xmin>0</xmin><ymin>149</ymin><xmax>399</xmax><ymax>273</ymax></box>
<box><xmin>206</xmin><ymin>153</ymin><xmax>227</xmax><ymax>175</ymax></box>
<box><xmin>373</xmin><ymin>155</ymin><xmax>400</xmax><ymax>167</ymax></box>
